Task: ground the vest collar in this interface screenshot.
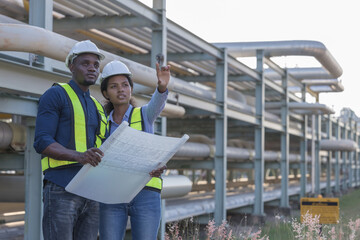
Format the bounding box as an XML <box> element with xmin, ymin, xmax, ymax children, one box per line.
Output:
<box><xmin>108</xmin><ymin>104</ymin><xmax>134</xmax><ymax>125</ymax></box>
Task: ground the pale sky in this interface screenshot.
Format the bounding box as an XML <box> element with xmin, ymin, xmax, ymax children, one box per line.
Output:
<box><xmin>141</xmin><ymin>0</ymin><xmax>360</xmax><ymax>117</ymax></box>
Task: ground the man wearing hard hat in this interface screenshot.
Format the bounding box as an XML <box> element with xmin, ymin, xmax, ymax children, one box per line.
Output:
<box><xmin>34</xmin><ymin>40</ymin><xmax>107</xmax><ymax>240</ymax></box>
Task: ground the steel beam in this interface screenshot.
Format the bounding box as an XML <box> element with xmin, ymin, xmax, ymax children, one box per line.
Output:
<box><xmin>150</xmin><ymin>1</ymin><xmax>167</xmax><ymax>238</ymax></box>
<box><xmin>355</xmin><ymin>123</ymin><xmax>359</xmax><ymax>186</ymax></box>
<box><xmin>315</xmin><ymin>114</ymin><xmax>321</xmax><ymax>195</ymax></box>
<box><xmin>29</xmin><ymin>0</ymin><xmax>53</xmax><ymax>71</ymax></box>
<box><xmin>24</xmin><ymin>118</ymin><xmax>42</xmax><ymax>240</ymax></box>
<box><xmin>300</xmin><ymin>84</ymin><xmax>308</xmax><ymax>197</ymax></box>
<box><xmin>214</xmin><ymin>49</ymin><xmax>228</xmax><ymax>225</ymax></box>
<box><xmin>0</xmin><ymin>154</ymin><xmax>24</xmax><ymax>170</ymax></box>
<box><xmin>264</xmin><ymin>57</ymin><xmax>303</xmax><ymax>88</ymax></box>
<box><xmin>54</xmin><ymin>15</ymin><xmax>152</xmax><ymax>30</ymax></box>
<box><xmin>253</xmin><ymin>50</ymin><xmax>265</xmax><ymax>216</ymax></box>
<box><xmin>342</xmin><ymin>124</ymin><xmax>348</xmax><ymax>190</ymax></box>
<box><xmin>0</xmin><ymin>94</ymin><xmax>38</xmax><ymax>117</ymax></box>
<box><xmin>334</xmin><ymin>119</ymin><xmax>341</xmax><ymax>193</ymax></box>
<box><xmin>151</xmin><ymin>0</ymin><xmax>167</xmax><ymax>69</ymax></box>
<box><xmin>109</xmin><ymin>0</ymin><xmax>161</xmax><ymax>25</ymax></box>
<box><xmin>280</xmin><ymin>70</ymin><xmax>289</xmax><ymax>208</ymax></box>
<box><xmin>326</xmin><ymin>115</ymin><xmax>332</xmax><ymax>195</ymax></box>
<box><xmin>348</xmin><ymin>119</ymin><xmax>354</xmax><ymax>188</ymax></box>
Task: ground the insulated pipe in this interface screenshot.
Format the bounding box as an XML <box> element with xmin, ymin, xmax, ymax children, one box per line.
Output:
<box><xmin>174</xmin><ymin>142</ymin><xmax>304</xmax><ymax>163</ymax></box>
<box><xmin>302</xmin><ymin>79</ymin><xmax>342</xmax><ymax>86</ymax></box>
<box><xmin>0</xmin><ymin>121</ymin><xmax>12</xmax><ymax>149</ymax></box>
<box><xmin>0</xmin><ymin>122</ymin><xmax>26</xmax><ymax>151</ymax></box>
<box><xmin>161</xmin><ymin>175</ymin><xmax>193</xmax><ymax>199</ymax></box>
<box><xmin>0</xmin><ymin>174</ymin><xmax>192</xmax><ymax>202</ymax></box>
<box><xmin>0</xmin><ymin>13</ymin><xmax>24</xmax><ymax>24</ymax></box>
<box><xmin>174</xmin><ymin>142</ymin><xmax>212</xmax><ymax>159</ymax></box>
<box><xmin>264</xmin><ymin>68</ymin><xmax>344</xmax><ymax>93</ymax></box>
<box><xmin>0</xmin><ymin>25</ymin><xmax>228</xmax><ymax>108</ymax></box>
<box><xmin>265</xmin><ymin>67</ymin><xmax>334</xmax><ymax>80</ymax></box>
<box><xmin>265</xmin><ymin>102</ymin><xmax>335</xmax><ymax>115</ymax></box>
<box><xmin>0</xmin><ymin>0</ymin><xmax>27</xmax><ymax>18</ymax></box>
<box><xmin>320</xmin><ymin>139</ymin><xmax>358</xmax><ymax>151</ymax></box>
<box><xmin>0</xmin><ymin>24</ymin><xmax>203</xmax><ymax>97</ymax></box>
<box><xmin>302</xmin><ymin>79</ymin><xmax>344</xmax><ymax>92</ymax></box>
<box><xmin>0</xmin><ymin>24</ymin><xmax>284</xmax><ymax>125</ymax></box>
<box><xmin>130</xmin><ymin>95</ymin><xmax>186</xmax><ymax>118</ymax></box>
<box><xmin>213</xmin><ymin>41</ymin><xmax>343</xmax><ymax>78</ymax></box>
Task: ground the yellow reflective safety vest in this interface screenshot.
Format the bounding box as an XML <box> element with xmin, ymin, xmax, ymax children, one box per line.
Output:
<box><xmin>128</xmin><ymin>107</ymin><xmax>163</xmax><ymax>191</ymax></box>
<box><xmin>41</xmin><ymin>83</ymin><xmax>107</xmax><ymax>172</ymax></box>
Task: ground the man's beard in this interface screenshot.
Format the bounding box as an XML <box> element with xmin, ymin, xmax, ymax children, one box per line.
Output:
<box><xmin>83</xmin><ymin>78</ymin><xmax>97</xmax><ymax>86</ymax></box>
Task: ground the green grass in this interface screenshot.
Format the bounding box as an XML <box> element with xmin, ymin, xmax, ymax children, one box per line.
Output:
<box><xmin>162</xmin><ymin>189</ymin><xmax>360</xmax><ymax>239</ymax></box>
<box><xmin>261</xmin><ymin>188</ymin><xmax>360</xmax><ymax>239</ymax></box>
<box><xmin>261</xmin><ymin>222</ymin><xmax>294</xmax><ymax>240</ymax></box>
<box><xmin>339</xmin><ymin>188</ymin><xmax>360</xmax><ymax>220</ymax></box>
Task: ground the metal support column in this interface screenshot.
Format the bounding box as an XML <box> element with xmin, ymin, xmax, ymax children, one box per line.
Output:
<box><xmin>348</xmin><ymin>119</ymin><xmax>353</xmax><ymax>188</ymax></box>
<box><xmin>151</xmin><ymin>0</ymin><xmax>167</xmax><ymax>68</ymax></box>
<box><xmin>29</xmin><ymin>0</ymin><xmax>53</xmax><ymax>70</ymax></box>
<box><xmin>315</xmin><ymin>115</ymin><xmax>321</xmax><ymax>195</ymax></box>
<box><xmin>24</xmin><ymin>118</ymin><xmax>42</xmax><ymax>240</ymax></box>
<box><xmin>300</xmin><ymin>85</ymin><xmax>308</xmax><ymax>198</ymax></box>
<box><xmin>355</xmin><ymin>123</ymin><xmax>359</xmax><ymax>187</ymax></box>
<box><xmin>326</xmin><ymin>115</ymin><xmax>332</xmax><ymax>196</ymax></box>
<box><xmin>334</xmin><ymin>119</ymin><xmax>341</xmax><ymax>193</ymax></box>
<box><xmin>254</xmin><ymin>50</ymin><xmax>265</xmax><ymax>216</ymax></box>
<box><xmin>151</xmin><ymin>2</ymin><xmax>167</xmax><ymax>237</ymax></box>
<box><xmin>280</xmin><ymin>70</ymin><xmax>289</xmax><ymax>208</ymax></box>
<box><xmin>214</xmin><ymin>49</ymin><xmax>228</xmax><ymax>225</ymax></box>
<box><xmin>311</xmin><ymin>115</ymin><xmax>315</xmax><ymax>194</ymax></box>
<box><xmin>342</xmin><ymin>124</ymin><xmax>348</xmax><ymax>191</ymax></box>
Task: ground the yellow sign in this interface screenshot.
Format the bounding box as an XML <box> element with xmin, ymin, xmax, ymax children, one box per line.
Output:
<box><xmin>300</xmin><ymin>197</ymin><xmax>339</xmax><ymax>224</ymax></box>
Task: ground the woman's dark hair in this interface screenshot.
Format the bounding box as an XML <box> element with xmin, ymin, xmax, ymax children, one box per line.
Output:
<box><xmin>100</xmin><ymin>75</ymin><xmax>133</xmax><ymax>115</ymax></box>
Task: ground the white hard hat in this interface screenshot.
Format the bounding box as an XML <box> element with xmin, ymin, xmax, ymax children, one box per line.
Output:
<box><xmin>101</xmin><ymin>60</ymin><xmax>132</xmax><ymax>81</ymax></box>
<box><xmin>65</xmin><ymin>40</ymin><xmax>105</xmax><ymax>68</ymax></box>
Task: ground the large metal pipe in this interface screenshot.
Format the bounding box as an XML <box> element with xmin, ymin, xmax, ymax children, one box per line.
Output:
<box><xmin>320</xmin><ymin>139</ymin><xmax>358</xmax><ymax>151</ymax></box>
<box><xmin>0</xmin><ymin>23</ymin><xmax>289</xmax><ymax>125</ymax></box>
<box><xmin>0</xmin><ymin>174</ymin><xmax>192</xmax><ymax>202</ymax></box>
<box><xmin>130</xmin><ymin>94</ymin><xmax>186</xmax><ymax>118</ymax></box>
<box><xmin>302</xmin><ymin>79</ymin><xmax>344</xmax><ymax>92</ymax></box>
<box><xmin>174</xmin><ymin>142</ymin><xmax>305</xmax><ymax>163</ymax></box>
<box><xmin>0</xmin><ymin>25</ymin><xmax>226</xmax><ymax>107</ymax></box>
<box><xmin>0</xmin><ymin>122</ymin><xmax>26</xmax><ymax>151</ymax></box>
<box><xmin>175</xmin><ymin>142</ymin><xmax>212</xmax><ymax>159</ymax></box>
<box><xmin>213</xmin><ymin>40</ymin><xmax>343</xmax><ymax>78</ymax></box>
<box><xmin>161</xmin><ymin>175</ymin><xmax>192</xmax><ymax>199</ymax></box>
<box><xmin>0</xmin><ymin>121</ymin><xmax>12</xmax><ymax>149</ymax></box>
<box><xmin>174</xmin><ymin>139</ymin><xmax>356</xmax><ymax>162</ymax></box>
<box><xmin>264</xmin><ymin>68</ymin><xmax>344</xmax><ymax>93</ymax></box>
<box><xmin>0</xmin><ymin>24</ymin><xmax>207</xmax><ymax>98</ymax></box>
<box><xmin>0</xmin><ymin>0</ymin><xmax>27</xmax><ymax>19</ymax></box>
<box><xmin>1</xmin><ymin>17</ymin><xmax>342</xmax><ymax>94</ymax></box>
<box><xmin>265</xmin><ymin>67</ymin><xmax>334</xmax><ymax>80</ymax></box>
<box><xmin>265</xmin><ymin>102</ymin><xmax>335</xmax><ymax>115</ymax></box>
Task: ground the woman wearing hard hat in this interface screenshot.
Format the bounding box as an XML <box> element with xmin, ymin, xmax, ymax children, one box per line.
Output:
<box><xmin>99</xmin><ymin>59</ymin><xmax>170</xmax><ymax>240</ymax></box>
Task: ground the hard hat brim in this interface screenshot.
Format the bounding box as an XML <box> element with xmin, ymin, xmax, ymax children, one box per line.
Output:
<box><xmin>65</xmin><ymin>51</ymin><xmax>105</xmax><ymax>68</ymax></box>
<box><xmin>80</xmin><ymin>51</ymin><xmax>105</xmax><ymax>61</ymax></box>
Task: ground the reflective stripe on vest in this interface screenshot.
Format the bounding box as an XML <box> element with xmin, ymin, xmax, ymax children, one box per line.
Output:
<box><xmin>129</xmin><ymin>107</ymin><xmax>162</xmax><ymax>191</ymax></box>
<box><xmin>41</xmin><ymin>83</ymin><xmax>107</xmax><ymax>172</ymax></box>
<box><xmin>91</xmin><ymin>96</ymin><xmax>107</xmax><ymax>148</ymax></box>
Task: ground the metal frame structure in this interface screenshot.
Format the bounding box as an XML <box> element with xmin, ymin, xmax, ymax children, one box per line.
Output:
<box><xmin>0</xmin><ymin>1</ymin><xmax>359</xmax><ymax>239</ymax></box>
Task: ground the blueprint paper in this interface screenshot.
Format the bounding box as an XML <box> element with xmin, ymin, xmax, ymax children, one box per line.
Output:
<box><xmin>65</xmin><ymin>121</ymin><xmax>189</xmax><ymax>204</ymax></box>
